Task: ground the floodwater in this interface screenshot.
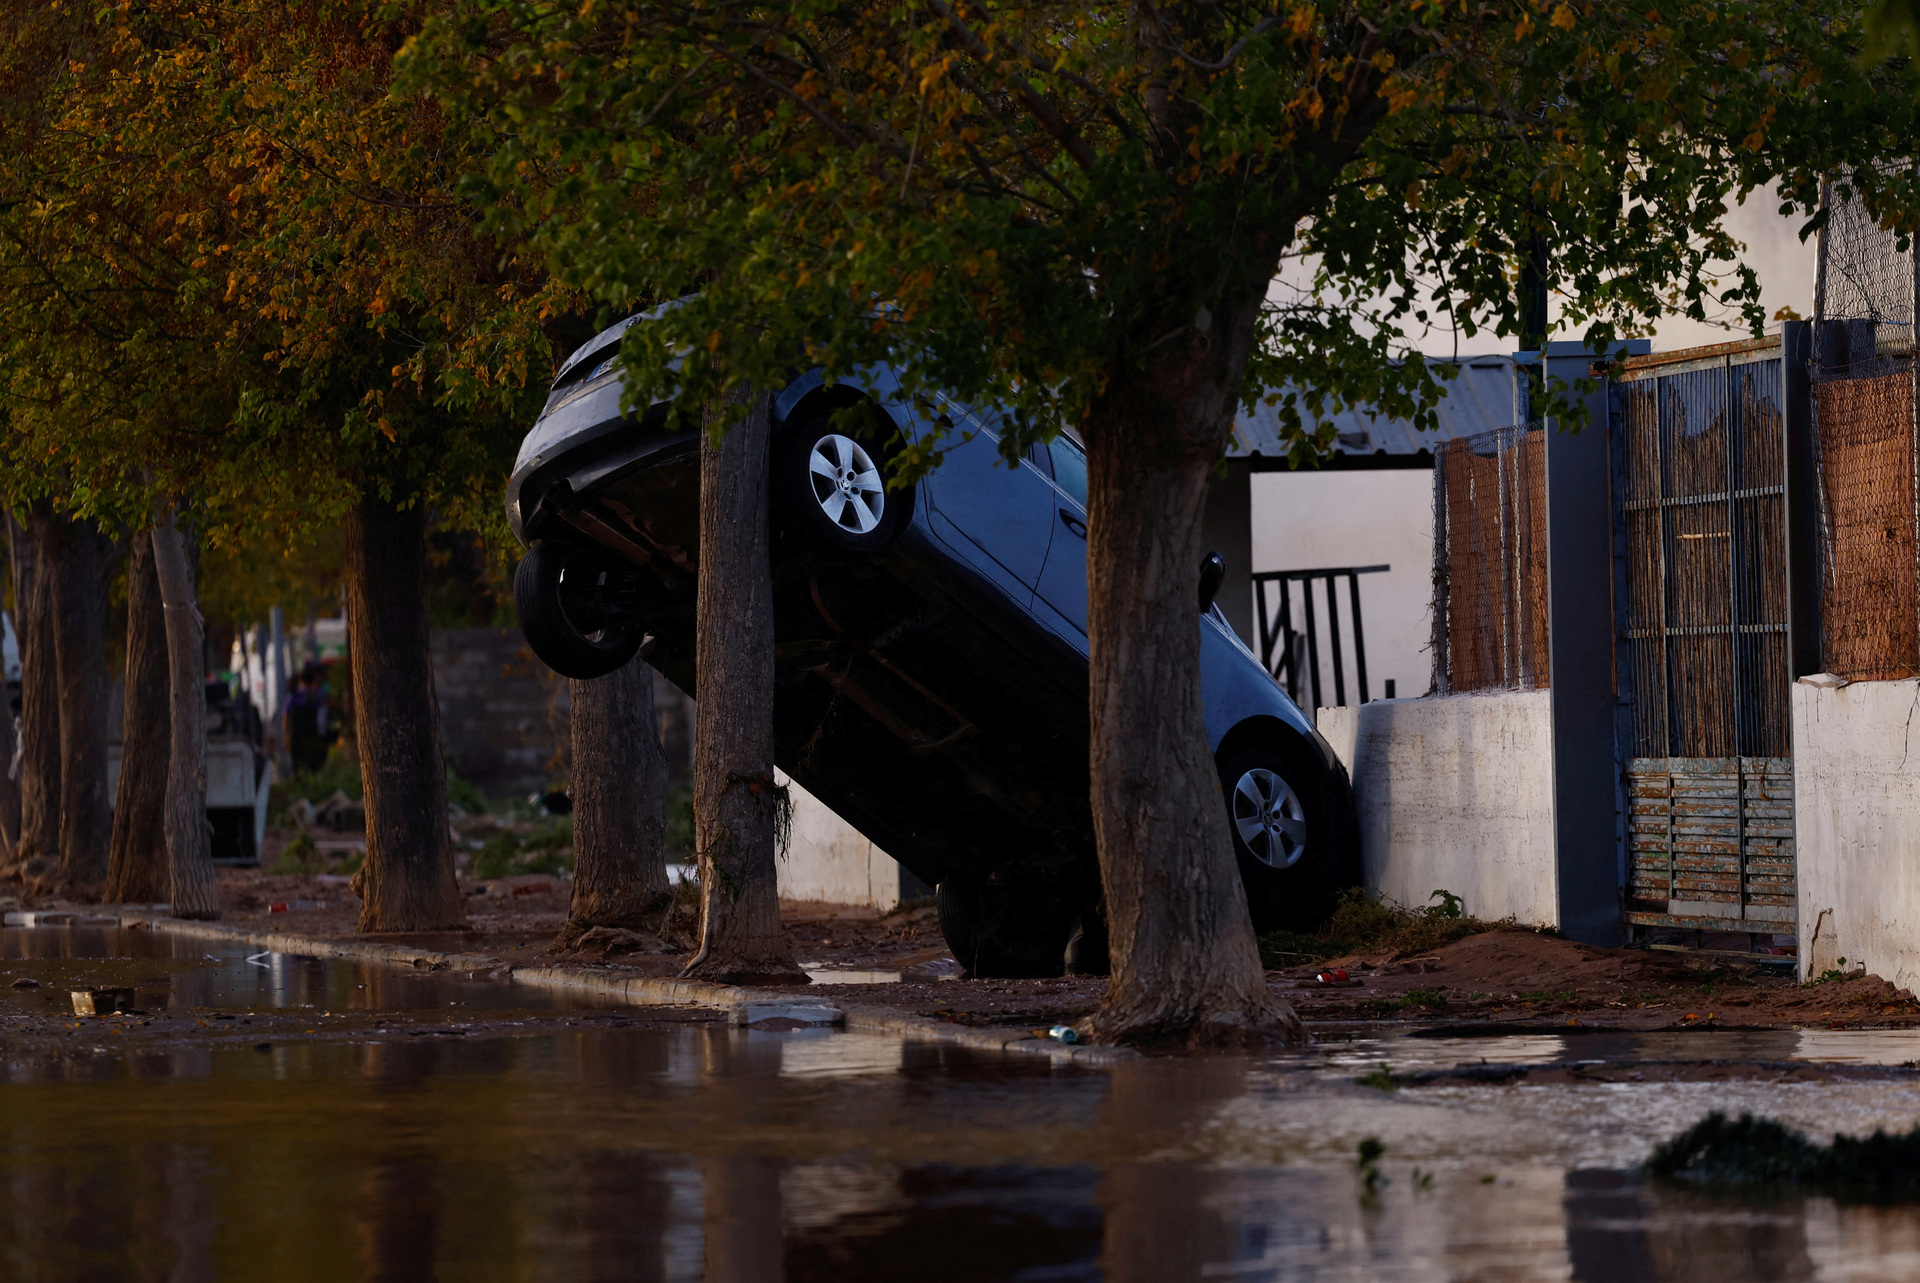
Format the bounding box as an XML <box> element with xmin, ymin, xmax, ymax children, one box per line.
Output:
<box><xmin>8</xmin><ymin>931</ymin><xmax>1920</xmax><ymax>1279</ymax></box>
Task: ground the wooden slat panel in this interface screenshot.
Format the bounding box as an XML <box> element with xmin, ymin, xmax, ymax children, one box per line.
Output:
<box><xmin>1624</xmin><ymin>755</ymin><xmax>1795</xmax><ymax>933</ymax></box>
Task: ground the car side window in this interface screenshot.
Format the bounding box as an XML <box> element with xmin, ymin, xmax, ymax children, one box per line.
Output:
<box><xmin>1048</xmin><ymin>436</ymin><xmax>1088</xmax><ymax>511</ymax></box>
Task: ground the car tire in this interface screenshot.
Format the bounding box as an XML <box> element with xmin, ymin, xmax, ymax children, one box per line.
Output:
<box><xmin>774</xmin><ymin>412</ymin><xmax>910</xmax><ymax>555</ymax></box>
<box><xmin>936</xmin><ymin>877</ymin><xmax>1071</xmax><ymax>979</ymax></box>
<box><xmin>1218</xmin><ymin>744</ymin><xmax>1355</xmax><ymax>933</ymax></box>
<box><xmin>514</xmin><ymin>541</ymin><xmax>646</xmax><ymax>680</ymax></box>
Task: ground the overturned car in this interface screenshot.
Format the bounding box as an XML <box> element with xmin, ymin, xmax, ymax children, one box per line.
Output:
<box><xmin>507</xmin><ymin>317</ymin><xmax>1358</xmax><ymax>975</ymax></box>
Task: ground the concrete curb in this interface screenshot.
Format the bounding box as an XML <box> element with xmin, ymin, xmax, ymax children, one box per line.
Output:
<box><xmin>137</xmin><ymin>915</ymin><xmax>1131</xmax><ymax>1066</ymax></box>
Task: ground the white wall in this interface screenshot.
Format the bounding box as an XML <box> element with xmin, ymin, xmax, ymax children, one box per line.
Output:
<box><xmin>776</xmin><ymin>772</ymin><xmax>912</xmax><ymax>910</ymax></box>
<box><xmin>1250</xmin><ymin>469</ymin><xmax>1434</xmax><ymax>706</ymax></box>
<box><xmin>1319</xmin><ymin>691</ymin><xmax>1559</xmax><ymax>927</ymax></box>
<box><xmin>1793</xmin><ymin>679</ymin><xmax>1920</xmax><ymax>991</ymax></box>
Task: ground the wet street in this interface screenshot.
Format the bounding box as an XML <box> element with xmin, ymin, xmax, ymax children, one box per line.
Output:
<box><xmin>7</xmin><ymin>928</ymin><xmax>1920</xmax><ymax>1279</ymax></box>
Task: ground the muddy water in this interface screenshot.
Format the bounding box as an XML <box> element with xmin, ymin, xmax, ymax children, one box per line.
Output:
<box><xmin>7</xmin><ymin>932</ymin><xmax>1920</xmax><ymax>1279</ymax></box>
<box><xmin>0</xmin><ymin>925</ymin><xmax>616</xmax><ymax>1016</ymax></box>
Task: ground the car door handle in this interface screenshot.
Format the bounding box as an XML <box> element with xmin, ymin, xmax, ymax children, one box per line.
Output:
<box><xmin>1058</xmin><ymin>509</ymin><xmax>1087</xmax><ymax>539</ymax></box>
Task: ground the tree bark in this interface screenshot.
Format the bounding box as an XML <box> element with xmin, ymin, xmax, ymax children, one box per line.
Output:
<box><xmin>12</xmin><ymin>509</ymin><xmax>60</xmax><ymax>868</ymax></box>
<box><xmin>1081</xmin><ymin>291</ymin><xmax>1301</xmax><ymax>1046</ymax></box>
<box><xmin>105</xmin><ymin>533</ymin><xmax>172</xmax><ymax>903</ymax></box>
<box><xmin>343</xmin><ymin>487</ymin><xmax>464</xmax><ymax>932</ymax></box>
<box><xmin>53</xmin><ymin>518</ymin><xmax>114</xmax><ymax>887</ymax></box>
<box><xmin>559</xmin><ymin>654</ymin><xmax>672</xmax><ymax>944</ymax></box>
<box><xmin>0</xmin><ymin>522</ymin><xmax>28</xmax><ymax>857</ymax></box>
<box><xmin>152</xmin><ymin>518</ymin><xmax>218</xmax><ymax>919</ymax></box>
<box><xmin>682</xmin><ymin>388</ymin><xmax>805</xmax><ymax>984</ymax></box>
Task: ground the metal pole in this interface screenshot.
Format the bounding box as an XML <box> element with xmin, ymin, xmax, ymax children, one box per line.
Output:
<box><xmin>1348</xmin><ymin>571</ymin><xmax>1370</xmax><ymax>704</ymax></box>
<box><xmin>1278</xmin><ymin>577</ymin><xmax>1294</xmax><ymax>700</ymax></box>
<box><xmin>1432</xmin><ymin>447</ymin><xmax>1451</xmax><ymax>694</ymax></box>
<box><xmin>1811</xmin><ymin>177</ymin><xmax>1831</xmax><ymax>329</ymax></box>
<box><xmin>1782</xmin><ymin>322</ymin><xmax>1821</xmax><ymax>681</ymax></box>
<box><xmin>1727</xmin><ymin>357</ymin><xmax>1745</xmax><ymax>759</ymax></box>
<box><xmin>1498</xmin><ymin>428</ymin><xmax>1514</xmax><ymax>686</ymax></box>
<box><xmin>1325</xmin><ymin>573</ymin><xmax>1347</xmax><ymax>706</ymax></box>
<box><xmin>1302</xmin><ymin>573</ymin><xmax>1323</xmax><ymax>711</ymax></box>
<box><xmin>1256</xmin><ymin>577</ymin><xmax>1277</xmax><ymax>674</ymax></box>
<box><xmin>1656</xmin><ymin>382</ymin><xmax>1675</xmax><ymax>757</ymax></box>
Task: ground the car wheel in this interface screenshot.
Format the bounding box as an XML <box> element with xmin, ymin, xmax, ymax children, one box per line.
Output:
<box><xmin>1218</xmin><ymin>745</ymin><xmax>1352</xmax><ymax>933</ymax></box>
<box><xmin>936</xmin><ymin>877</ymin><xmax>1071</xmax><ymax>979</ymax></box>
<box><xmin>774</xmin><ymin>413</ymin><xmax>910</xmax><ymax>554</ymax></box>
<box><xmin>514</xmin><ymin>541</ymin><xmax>646</xmax><ymax>679</ymax></box>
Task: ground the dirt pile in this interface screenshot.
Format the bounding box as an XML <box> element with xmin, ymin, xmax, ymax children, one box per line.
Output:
<box><xmin>1276</xmin><ymin>929</ymin><xmax>1920</xmax><ymax>1030</ymax></box>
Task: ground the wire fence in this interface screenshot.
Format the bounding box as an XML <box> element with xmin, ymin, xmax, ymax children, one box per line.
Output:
<box><xmin>1813</xmin><ymin>177</ymin><xmax>1920</xmax><ymax>680</ymax></box>
<box><xmin>1431</xmin><ymin>424</ymin><xmax>1549</xmax><ymax>693</ymax></box>
<box><xmin>1616</xmin><ymin>354</ymin><xmax>1792</xmax><ymax>758</ymax></box>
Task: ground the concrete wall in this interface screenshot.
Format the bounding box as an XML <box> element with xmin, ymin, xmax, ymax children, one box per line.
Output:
<box><xmin>1793</xmin><ymin>679</ymin><xmax>1920</xmax><ymax>991</ymax></box>
<box><xmin>430</xmin><ymin>628</ymin><xmax>568</xmax><ymax>797</ymax></box>
<box><xmin>1318</xmin><ymin>691</ymin><xmax>1559</xmax><ymax>927</ymax></box>
<box><xmin>430</xmin><ymin>630</ymin><xmax>697</xmax><ymax>799</ymax></box>
<box><xmin>1250</xmin><ymin>468</ymin><xmax>1434</xmax><ymax>705</ymax></box>
<box><xmin>775</xmin><ymin>772</ymin><xmax>928</xmax><ymax>910</ymax></box>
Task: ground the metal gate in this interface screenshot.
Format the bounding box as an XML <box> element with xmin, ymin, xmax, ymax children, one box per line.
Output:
<box><xmin>1614</xmin><ymin>338</ymin><xmax>1796</xmax><ymax>944</ymax></box>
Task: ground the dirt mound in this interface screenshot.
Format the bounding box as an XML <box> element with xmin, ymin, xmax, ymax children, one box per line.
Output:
<box><xmin>1279</xmin><ymin>929</ymin><xmax>1920</xmax><ymax>1030</ymax></box>
<box><xmin>1382</xmin><ymin>929</ymin><xmax>1697</xmax><ymax>989</ymax></box>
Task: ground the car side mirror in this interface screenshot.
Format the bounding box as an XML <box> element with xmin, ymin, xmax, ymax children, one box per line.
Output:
<box><xmin>1198</xmin><ymin>551</ymin><xmax>1226</xmax><ymax>613</ymax></box>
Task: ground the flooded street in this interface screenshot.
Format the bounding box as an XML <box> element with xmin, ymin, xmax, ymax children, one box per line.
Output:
<box><xmin>7</xmin><ymin>930</ymin><xmax>1920</xmax><ymax>1279</ymax></box>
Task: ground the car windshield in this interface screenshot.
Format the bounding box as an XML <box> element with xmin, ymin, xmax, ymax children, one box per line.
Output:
<box><xmin>1049</xmin><ymin>436</ymin><xmax>1088</xmax><ymax>510</ymax></box>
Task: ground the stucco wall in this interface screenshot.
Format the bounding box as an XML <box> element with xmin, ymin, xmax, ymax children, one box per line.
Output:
<box><xmin>776</xmin><ymin>772</ymin><xmax>927</xmax><ymax>910</ymax></box>
<box><xmin>1792</xmin><ymin>679</ymin><xmax>1920</xmax><ymax>991</ymax></box>
<box><xmin>1318</xmin><ymin>691</ymin><xmax>1559</xmax><ymax>926</ymax></box>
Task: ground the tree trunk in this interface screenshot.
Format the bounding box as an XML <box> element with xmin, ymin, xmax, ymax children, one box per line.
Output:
<box><xmin>105</xmin><ymin>533</ymin><xmax>172</xmax><ymax>903</ymax></box>
<box><xmin>559</xmin><ymin>655</ymin><xmax>672</xmax><ymax>945</ymax></box>
<box><xmin>12</xmin><ymin>510</ymin><xmax>60</xmax><ymax>868</ymax></box>
<box><xmin>0</xmin><ymin>524</ymin><xmax>28</xmax><ymax>857</ymax></box>
<box><xmin>53</xmin><ymin>518</ymin><xmax>114</xmax><ymax>888</ymax></box>
<box><xmin>343</xmin><ymin>487</ymin><xmax>464</xmax><ymax>932</ymax></box>
<box><xmin>1080</xmin><ymin>296</ymin><xmax>1300</xmax><ymax>1046</ymax></box>
<box><xmin>682</xmin><ymin>388</ymin><xmax>804</xmax><ymax>984</ymax></box>
<box><xmin>152</xmin><ymin>518</ymin><xmax>218</xmax><ymax>919</ymax></box>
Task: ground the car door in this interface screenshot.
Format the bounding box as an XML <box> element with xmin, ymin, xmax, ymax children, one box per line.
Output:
<box><xmin>923</xmin><ymin>402</ymin><xmax>1056</xmax><ymax>593</ymax></box>
<box><xmin>1034</xmin><ymin>434</ymin><xmax>1090</xmax><ymax>634</ymax></box>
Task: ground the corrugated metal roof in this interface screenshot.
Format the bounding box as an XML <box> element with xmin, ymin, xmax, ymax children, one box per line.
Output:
<box><xmin>1229</xmin><ymin>357</ymin><xmax>1518</xmax><ymax>458</ymax></box>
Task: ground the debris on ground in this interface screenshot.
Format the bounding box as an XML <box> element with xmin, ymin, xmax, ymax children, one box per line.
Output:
<box><xmin>4</xmin><ymin>855</ymin><xmax>1919</xmax><ymax>1034</ymax></box>
<box><xmin>1648</xmin><ymin>1111</ymin><xmax>1920</xmax><ymax>1197</ymax></box>
<box><xmin>1273</xmin><ymin>929</ymin><xmax>1920</xmax><ymax>1030</ymax></box>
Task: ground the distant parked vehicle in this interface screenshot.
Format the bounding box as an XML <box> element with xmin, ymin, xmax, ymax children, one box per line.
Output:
<box><xmin>507</xmin><ymin>317</ymin><xmax>1358</xmax><ymax>975</ymax></box>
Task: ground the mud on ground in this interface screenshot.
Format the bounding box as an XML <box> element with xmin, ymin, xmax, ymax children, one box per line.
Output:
<box><xmin>6</xmin><ymin>867</ymin><xmax>1915</xmax><ymax>1035</ymax></box>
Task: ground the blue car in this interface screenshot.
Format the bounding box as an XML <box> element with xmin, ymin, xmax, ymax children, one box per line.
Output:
<box><xmin>508</xmin><ymin>319</ymin><xmax>1357</xmax><ymax>975</ymax></box>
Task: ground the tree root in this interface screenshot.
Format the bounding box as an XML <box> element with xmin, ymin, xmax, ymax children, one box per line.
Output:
<box><xmin>552</xmin><ymin>922</ymin><xmax>677</xmax><ymax>958</ymax></box>
<box><xmin>1081</xmin><ymin>992</ymin><xmax>1306</xmax><ymax>1049</ymax></box>
<box><xmin>680</xmin><ymin>956</ymin><xmax>813</xmax><ymax>986</ymax></box>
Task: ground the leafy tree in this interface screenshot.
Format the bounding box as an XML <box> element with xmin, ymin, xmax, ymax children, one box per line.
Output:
<box><xmin>0</xmin><ymin>0</ymin><xmax>570</xmax><ymax>926</ymax></box>
<box><xmin>408</xmin><ymin>0</ymin><xmax>1918</xmax><ymax>1041</ymax></box>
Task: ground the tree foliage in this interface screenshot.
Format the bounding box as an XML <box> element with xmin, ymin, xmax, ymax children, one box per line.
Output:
<box><xmin>406</xmin><ymin>0</ymin><xmax>1917</xmax><ymax>461</ymax></box>
<box><xmin>0</xmin><ymin>0</ymin><xmax>569</xmax><ymax>544</ymax></box>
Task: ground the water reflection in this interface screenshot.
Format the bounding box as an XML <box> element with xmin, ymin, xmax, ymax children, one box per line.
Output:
<box><xmin>8</xmin><ymin>1024</ymin><xmax>1920</xmax><ymax>1281</ymax></box>
<box><xmin>14</xmin><ymin>935</ymin><xmax>1920</xmax><ymax>1279</ymax></box>
<box><xmin>0</xmin><ymin>925</ymin><xmax>613</xmax><ymax>1016</ymax></box>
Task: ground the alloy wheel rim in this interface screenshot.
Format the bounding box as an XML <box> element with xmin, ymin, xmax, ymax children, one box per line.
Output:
<box><xmin>1232</xmin><ymin>767</ymin><xmax>1308</xmax><ymax>869</ymax></box>
<box><xmin>555</xmin><ymin>562</ymin><xmax>620</xmax><ymax>648</ymax></box>
<box><xmin>807</xmin><ymin>434</ymin><xmax>885</xmax><ymax>534</ymax></box>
